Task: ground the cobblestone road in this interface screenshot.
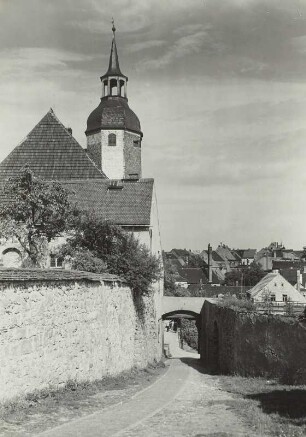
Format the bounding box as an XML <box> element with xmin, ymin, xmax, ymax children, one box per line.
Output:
<box><xmin>37</xmin><ymin>332</ymin><xmax>258</xmax><ymax>437</ymax></box>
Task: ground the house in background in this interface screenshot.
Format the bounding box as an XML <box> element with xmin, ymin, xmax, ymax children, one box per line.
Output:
<box><xmin>215</xmin><ymin>243</ymin><xmax>241</xmax><ymax>270</ymax></box>
<box><xmin>247</xmin><ymin>272</ymin><xmax>306</xmax><ymax>305</ymax></box>
<box><xmin>255</xmin><ymin>242</ymin><xmax>303</xmax><ymax>271</ymax></box>
<box><xmin>200</xmin><ymin>248</ymin><xmax>227</xmax><ymax>282</ymax></box>
<box><xmin>235</xmin><ymin>249</ymin><xmax>257</xmax><ymax>266</ymax></box>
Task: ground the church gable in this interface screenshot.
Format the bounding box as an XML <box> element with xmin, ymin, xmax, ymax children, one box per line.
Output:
<box><xmin>0</xmin><ymin>109</ymin><xmax>107</xmax><ymax>182</ymax></box>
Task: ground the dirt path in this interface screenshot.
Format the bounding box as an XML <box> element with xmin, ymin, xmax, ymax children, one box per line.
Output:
<box><xmin>34</xmin><ymin>332</ymin><xmax>258</xmax><ymax>437</ymax></box>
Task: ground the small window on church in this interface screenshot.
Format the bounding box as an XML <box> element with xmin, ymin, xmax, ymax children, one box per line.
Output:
<box><xmin>50</xmin><ymin>254</ymin><xmax>63</xmax><ymax>268</ymax></box>
<box><xmin>108</xmin><ymin>133</ymin><xmax>116</xmax><ymax>146</ymax></box>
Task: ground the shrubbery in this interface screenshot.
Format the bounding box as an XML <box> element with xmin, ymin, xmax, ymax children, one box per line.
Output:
<box><xmin>180</xmin><ymin>319</ymin><xmax>198</xmax><ymax>350</ymax></box>
<box><xmin>59</xmin><ymin>214</ymin><xmax>162</xmax><ymax>295</ymax></box>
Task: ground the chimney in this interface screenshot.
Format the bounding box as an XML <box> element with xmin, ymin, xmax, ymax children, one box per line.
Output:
<box><xmin>297</xmin><ymin>269</ymin><xmax>301</xmax><ymax>293</ymax></box>
<box><xmin>208</xmin><ymin>243</ymin><xmax>212</xmax><ymax>283</ymax></box>
<box><xmin>67</xmin><ymin>127</ymin><xmax>72</xmax><ymax>135</ymax></box>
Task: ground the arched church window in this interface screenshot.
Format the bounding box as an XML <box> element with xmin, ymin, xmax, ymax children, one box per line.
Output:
<box><xmin>108</xmin><ymin>133</ymin><xmax>117</xmax><ymax>146</ymax></box>
<box><xmin>2</xmin><ymin>248</ymin><xmax>22</xmax><ymax>268</ymax></box>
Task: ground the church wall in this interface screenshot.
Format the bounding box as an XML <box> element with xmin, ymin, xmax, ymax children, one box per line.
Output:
<box><xmin>0</xmin><ymin>271</ymin><xmax>162</xmax><ymax>403</ymax></box>
<box><xmin>123</xmin><ymin>131</ymin><xmax>142</xmax><ymax>178</ymax></box>
<box><xmin>86</xmin><ymin>132</ymin><xmax>102</xmax><ymax>169</ymax></box>
<box><xmin>101</xmin><ymin>129</ymin><xmax>125</xmax><ymax>178</ymax></box>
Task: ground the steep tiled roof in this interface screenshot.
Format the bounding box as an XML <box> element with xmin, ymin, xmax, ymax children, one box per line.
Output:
<box><xmin>272</xmin><ymin>260</ymin><xmax>306</xmax><ymax>270</ymax></box>
<box><xmin>216</xmin><ymin>246</ymin><xmax>236</xmax><ymax>262</ymax></box>
<box><xmin>241</xmin><ymin>249</ymin><xmax>256</xmax><ymax>259</ymax></box>
<box><xmin>0</xmin><ymin>110</ymin><xmax>106</xmax><ymax>182</ymax></box>
<box><xmin>279</xmin><ymin>269</ymin><xmax>298</xmax><ymax>285</ymax></box>
<box><xmin>62</xmin><ymin>178</ymin><xmax>153</xmax><ymax>225</ymax></box>
<box><xmin>180</xmin><ymin>268</ymin><xmax>208</xmax><ymax>285</ymax></box>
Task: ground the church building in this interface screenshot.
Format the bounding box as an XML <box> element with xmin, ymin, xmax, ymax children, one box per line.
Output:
<box><xmin>0</xmin><ymin>25</ymin><xmax>163</xmax><ymax>279</ymax></box>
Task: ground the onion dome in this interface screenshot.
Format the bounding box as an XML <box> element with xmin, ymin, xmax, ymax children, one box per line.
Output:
<box><xmin>86</xmin><ymin>96</ymin><xmax>142</xmax><ymax>135</ymax></box>
<box><xmin>86</xmin><ymin>21</ymin><xmax>142</xmax><ymax>137</ymax></box>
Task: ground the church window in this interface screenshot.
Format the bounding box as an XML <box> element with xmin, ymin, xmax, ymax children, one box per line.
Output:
<box><xmin>50</xmin><ymin>254</ymin><xmax>63</xmax><ymax>268</ymax></box>
<box><xmin>108</xmin><ymin>133</ymin><xmax>117</xmax><ymax>146</ymax></box>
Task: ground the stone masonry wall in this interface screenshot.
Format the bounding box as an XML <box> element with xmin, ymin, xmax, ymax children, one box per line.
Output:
<box><xmin>200</xmin><ymin>300</ymin><xmax>306</xmax><ymax>383</ymax></box>
<box><xmin>86</xmin><ymin>132</ymin><xmax>102</xmax><ymax>169</ymax></box>
<box><xmin>0</xmin><ymin>270</ymin><xmax>161</xmax><ymax>403</ymax></box>
<box><xmin>124</xmin><ymin>131</ymin><xmax>142</xmax><ymax>179</ymax></box>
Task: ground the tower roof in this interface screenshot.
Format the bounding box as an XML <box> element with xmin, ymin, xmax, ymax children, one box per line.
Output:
<box><xmin>87</xmin><ymin>23</ymin><xmax>141</xmax><ymax>136</ymax></box>
<box><xmin>86</xmin><ymin>96</ymin><xmax>142</xmax><ymax>135</ymax></box>
<box><xmin>101</xmin><ymin>21</ymin><xmax>127</xmax><ymax>80</ymax></box>
<box><xmin>0</xmin><ymin>109</ymin><xmax>107</xmax><ymax>182</ymax></box>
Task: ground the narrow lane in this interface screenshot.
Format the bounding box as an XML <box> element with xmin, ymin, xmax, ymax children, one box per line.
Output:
<box><xmin>37</xmin><ymin>332</ymin><xmax>257</xmax><ymax>437</ymax></box>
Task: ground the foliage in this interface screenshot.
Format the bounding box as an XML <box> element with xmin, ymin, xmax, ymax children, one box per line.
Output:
<box><xmin>261</xmin><ymin>287</ymin><xmax>274</xmax><ymax>315</ymax></box>
<box><xmin>180</xmin><ymin>319</ymin><xmax>198</xmax><ymax>350</ymax></box>
<box><xmin>224</xmin><ymin>261</ymin><xmax>265</xmax><ymax>287</ymax></box>
<box><xmin>164</xmin><ymin>286</ymin><xmax>191</xmax><ymax>297</ymax></box>
<box><xmin>163</xmin><ymin>256</ymin><xmax>177</xmax><ymax>294</ymax></box>
<box><xmin>59</xmin><ymin>213</ymin><xmax>162</xmax><ymax>294</ymax></box>
<box><xmin>63</xmin><ymin>248</ymin><xmax>107</xmax><ymax>274</ymax></box>
<box><xmin>0</xmin><ymin>167</ymin><xmax>75</xmax><ymax>266</ymax></box>
<box><xmin>218</xmin><ymin>295</ymin><xmax>256</xmax><ymax>311</ymax></box>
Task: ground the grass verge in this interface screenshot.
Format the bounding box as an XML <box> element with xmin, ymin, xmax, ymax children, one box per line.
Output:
<box><xmin>0</xmin><ymin>361</ymin><xmax>166</xmax><ymax>437</ymax></box>
<box><xmin>217</xmin><ymin>374</ymin><xmax>306</xmax><ymax>437</ymax></box>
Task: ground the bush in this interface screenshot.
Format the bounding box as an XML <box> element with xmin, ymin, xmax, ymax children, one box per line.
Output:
<box><xmin>180</xmin><ymin>319</ymin><xmax>198</xmax><ymax>350</ymax></box>
<box><xmin>218</xmin><ymin>295</ymin><xmax>256</xmax><ymax>312</ymax></box>
<box><xmin>60</xmin><ymin>214</ymin><xmax>162</xmax><ymax>295</ymax></box>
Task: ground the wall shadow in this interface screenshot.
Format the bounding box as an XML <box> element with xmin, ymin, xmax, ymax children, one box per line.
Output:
<box><xmin>247</xmin><ymin>389</ymin><xmax>306</xmax><ymax>423</ymax></box>
<box><xmin>179</xmin><ymin>357</ymin><xmax>208</xmax><ymax>375</ymax></box>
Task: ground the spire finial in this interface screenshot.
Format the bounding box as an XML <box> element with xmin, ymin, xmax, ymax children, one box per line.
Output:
<box><xmin>112</xmin><ymin>18</ymin><xmax>116</xmax><ymax>36</ymax></box>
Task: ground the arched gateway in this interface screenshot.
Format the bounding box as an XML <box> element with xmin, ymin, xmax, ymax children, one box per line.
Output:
<box><xmin>161</xmin><ymin>297</ymin><xmax>215</xmax><ymax>355</ymax></box>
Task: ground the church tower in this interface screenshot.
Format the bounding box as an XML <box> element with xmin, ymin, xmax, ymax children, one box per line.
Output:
<box><xmin>86</xmin><ymin>23</ymin><xmax>143</xmax><ymax>179</ymax></box>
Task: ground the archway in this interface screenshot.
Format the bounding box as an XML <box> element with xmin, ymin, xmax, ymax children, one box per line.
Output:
<box><xmin>2</xmin><ymin>248</ymin><xmax>22</xmax><ymax>268</ymax></box>
<box><xmin>162</xmin><ymin>310</ymin><xmax>201</xmax><ymax>358</ymax></box>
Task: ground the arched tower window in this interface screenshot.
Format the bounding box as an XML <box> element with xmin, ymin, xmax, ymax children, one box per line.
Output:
<box><xmin>108</xmin><ymin>133</ymin><xmax>117</xmax><ymax>146</ymax></box>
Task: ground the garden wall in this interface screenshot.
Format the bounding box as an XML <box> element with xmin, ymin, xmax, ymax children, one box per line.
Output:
<box><xmin>200</xmin><ymin>300</ymin><xmax>306</xmax><ymax>383</ymax></box>
<box><xmin>0</xmin><ymin>269</ymin><xmax>162</xmax><ymax>403</ymax></box>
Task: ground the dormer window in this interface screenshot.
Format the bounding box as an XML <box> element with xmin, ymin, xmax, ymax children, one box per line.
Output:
<box><xmin>108</xmin><ymin>133</ymin><xmax>117</xmax><ymax>146</ymax></box>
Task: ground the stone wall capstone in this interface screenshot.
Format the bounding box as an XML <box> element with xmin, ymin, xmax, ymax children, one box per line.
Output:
<box><xmin>0</xmin><ymin>269</ymin><xmax>162</xmax><ymax>403</ymax></box>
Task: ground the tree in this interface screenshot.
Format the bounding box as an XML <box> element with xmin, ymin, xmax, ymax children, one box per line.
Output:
<box><xmin>0</xmin><ymin>167</ymin><xmax>74</xmax><ymax>266</ymax></box>
<box><xmin>224</xmin><ymin>262</ymin><xmax>264</xmax><ymax>287</ymax></box>
<box><xmin>59</xmin><ymin>213</ymin><xmax>162</xmax><ymax>295</ymax></box>
<box><xmin>244</xmin><ymin>261</ymin><xmax>265</xmax><ymax>286</ymax></box>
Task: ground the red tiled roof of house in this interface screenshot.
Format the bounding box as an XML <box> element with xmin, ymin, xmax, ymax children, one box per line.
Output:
<box><xmin>0</xmin><ymin>110</ymin><xmax>106</xmax><ymax>182</ymax></box>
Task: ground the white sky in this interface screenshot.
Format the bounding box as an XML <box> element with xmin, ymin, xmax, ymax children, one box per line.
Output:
<box><xmin>1</xmin><ymin>0</ymin><xmax>306</xmax><ymax>251</ymax></box>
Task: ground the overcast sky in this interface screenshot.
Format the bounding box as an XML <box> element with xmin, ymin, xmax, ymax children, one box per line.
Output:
<box><xmin>1</xmin><ymin>0</ymin><xmax>306</xmax><ymax>251</ymax></box>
